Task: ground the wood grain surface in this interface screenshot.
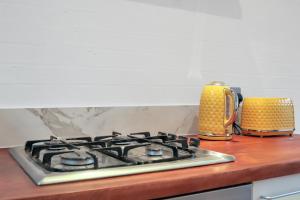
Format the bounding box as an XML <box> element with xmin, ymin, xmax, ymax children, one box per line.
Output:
<box><xmin>1</xmin><ymin>135</ymin><xmax>300</xmax><ymax>200</ymax></box>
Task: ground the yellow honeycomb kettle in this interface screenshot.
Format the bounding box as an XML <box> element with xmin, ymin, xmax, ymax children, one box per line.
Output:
<box><xmin>198</xmin><ymin>81</ymin><xmax>238</xmax><ymax>140</ymax></box>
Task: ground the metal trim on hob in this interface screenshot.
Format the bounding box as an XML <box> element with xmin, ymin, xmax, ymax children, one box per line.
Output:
<box><xmin>9</xmin><ymin>146</ymin><xmax>235</xmax><ymax>185</ymax></box>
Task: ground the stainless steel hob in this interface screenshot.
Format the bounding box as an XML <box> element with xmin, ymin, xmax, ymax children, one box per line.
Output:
<box><xmin>9</xmin><ymin>132</ymin><xmax>235</xmax><ymax>185</ymax></box>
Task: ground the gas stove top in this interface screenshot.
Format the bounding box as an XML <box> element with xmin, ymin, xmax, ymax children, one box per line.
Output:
<box><xmin>9</xmin><ymin>132</ymin><xmax>235</xmax><ymax>185</ymax></box>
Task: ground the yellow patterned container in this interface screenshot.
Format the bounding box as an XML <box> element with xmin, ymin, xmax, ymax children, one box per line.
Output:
<box><xmin>241</xmin><ymin>97</ymin><xmax>295</xmax><ymax>137</ymax></box>
<box><xmin>198</xmin><ymin>81</ymin><xmax>237</xmax><ymax>140</ymax></box>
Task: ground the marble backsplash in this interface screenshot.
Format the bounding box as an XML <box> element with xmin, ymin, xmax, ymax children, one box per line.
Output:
<box><xmin>0</xmin><ymin>106</ymin><xmax>199</xmax><ymax>147</ymax></box>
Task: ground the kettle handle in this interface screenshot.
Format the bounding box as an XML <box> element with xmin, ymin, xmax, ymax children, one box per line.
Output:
<box><xmin>224</xmin><ymin>88</ymin><xmax>238</xmax><ymax>128</ymax></box>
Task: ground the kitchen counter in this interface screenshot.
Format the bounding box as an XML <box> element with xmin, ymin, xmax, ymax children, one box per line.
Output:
<box><xmin>1</xmin><ymin>135</ymin><xmax>300</xmax><ymax>200</ymax></box>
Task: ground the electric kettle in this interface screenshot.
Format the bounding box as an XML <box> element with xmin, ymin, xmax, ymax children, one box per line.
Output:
<box><xmin>198</xmin><ymin>81</ymin><xmax>238</xmax><ymax>140</ymax></box>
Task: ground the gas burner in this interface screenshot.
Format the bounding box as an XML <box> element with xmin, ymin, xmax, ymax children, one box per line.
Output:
<box><xmin>44</xmin><ymin>140</ymin><xmax>62</xmax><ymax>145</ymax></box>
<box><xmin>146</xmin><ymin>147</ymin><xmax>163</xmax><ymax>156</ymax></box>
<box><xmin>43</xmin><ymin>140</ymin><xmax>65</xmax><ymax>151</ymax></box>
<box><xmin>60</xmin><ymin>151</ymin><xmax>95</xmax><ymax>166</ymax></box>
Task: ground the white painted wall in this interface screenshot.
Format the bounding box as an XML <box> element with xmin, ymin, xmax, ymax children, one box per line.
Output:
<box><xmin>0</xmin><ymin>0</ymin><xmax>299</xmax><ymax>124</ymax></box>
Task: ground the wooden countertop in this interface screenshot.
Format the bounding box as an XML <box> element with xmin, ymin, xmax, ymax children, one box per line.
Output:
<box><xmin>1</xmin><ymin>135</ymin><xmax>300</xmax><ymax>200</ymax></box>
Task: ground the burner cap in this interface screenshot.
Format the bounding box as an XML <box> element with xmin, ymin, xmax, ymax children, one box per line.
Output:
<box><xmin>114</xmin><ymin>141</ymin><xmax>132</xmax><ymax>145</ymax></box>
<box><xmin>48</xmin><ymin>146</ymin><xmax>66</xmax><ymax>151</ymax></box>
<box><xmin>60</xmin><ymin>152</ymin><xmax>95</xmax><ymax>166</ymax></box>
<box><xmin>146</xmin><ymin>147</ymin><xmax>163</xmax><ymax>156</ymax></box>
<box><xmin>44</xmin><ymin>140</ymin><xmax>66</xmax><ymax>151</ymax></box>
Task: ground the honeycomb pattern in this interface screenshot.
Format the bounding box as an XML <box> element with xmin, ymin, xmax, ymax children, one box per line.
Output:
<box><xmin>241</xmin><ymin>98</ymin><xmax>295</xmax><ymax>131</ymax></box>
<box><xmin>199</xmin><ymin>85</ymin><xmax>233</xmax><ymax>135</ymax></box>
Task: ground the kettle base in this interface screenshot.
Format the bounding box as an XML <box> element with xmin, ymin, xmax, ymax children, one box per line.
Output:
<box><xmin>198</xmin><ymin>134</ymin><xmax>232</xmax><ymax>141</ymax></box>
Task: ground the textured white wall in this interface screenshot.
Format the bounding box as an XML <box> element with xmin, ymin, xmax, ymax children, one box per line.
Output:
<box><xmin>0</xmin><ymin>0</ymin><xmax>299</xmax><ymax>122</ymax></box>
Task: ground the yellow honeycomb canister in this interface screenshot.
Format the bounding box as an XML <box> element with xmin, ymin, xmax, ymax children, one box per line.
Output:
<box><xmin>241</xmin><ymin>97</ymin><xmax>295</xmax><ymax>137</ymax></box>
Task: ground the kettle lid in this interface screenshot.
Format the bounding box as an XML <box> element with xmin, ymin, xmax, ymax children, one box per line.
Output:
<box><xmin>207</xmin><ymin>81</ymin><xmax>227</xmax><ymax>86</ymax></box>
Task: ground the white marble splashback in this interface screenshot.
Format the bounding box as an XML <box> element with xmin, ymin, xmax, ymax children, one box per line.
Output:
<box><xmin>0</xmin><ymin>106</ymin><xmax>199</xmax><ymax>148</ymax></box>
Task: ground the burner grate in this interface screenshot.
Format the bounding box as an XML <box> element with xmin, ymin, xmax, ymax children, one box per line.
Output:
<box><xmin>23</xmin><ymin>132</ymin><xmax>201</xmax><ymax>172</ymax></box>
